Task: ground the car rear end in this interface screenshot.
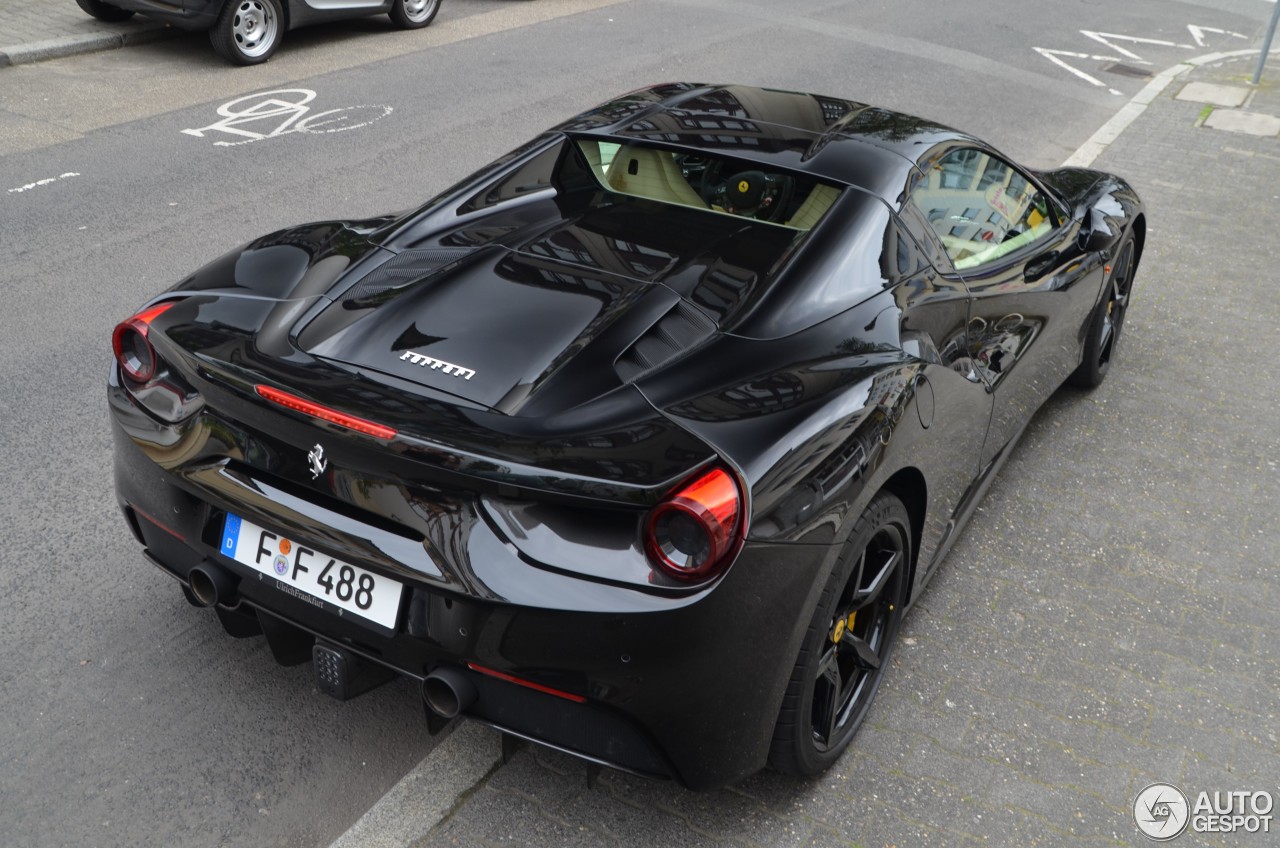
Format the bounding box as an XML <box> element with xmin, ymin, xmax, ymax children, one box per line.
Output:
<box><xmin>108</xmin><ymin>291</ymin><xmax>828</xmax><ymax>788</ymax></box>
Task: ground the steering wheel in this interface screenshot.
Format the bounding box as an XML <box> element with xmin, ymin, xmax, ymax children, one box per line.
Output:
<box><xmin>700</xmin><ymin>162</ymin><xmax>794</xmax><ymax>222</ymax></box>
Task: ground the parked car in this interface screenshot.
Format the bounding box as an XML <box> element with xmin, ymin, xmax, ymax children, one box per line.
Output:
<box><xmin>109</xmin><ymin>83</ymin><xmax>1143</xmax><ymax>788</ymax></box>
<box><xmin>73</xmin><ymin>0</ymin><xmax>441</xmax><ymax>65</ymax></box>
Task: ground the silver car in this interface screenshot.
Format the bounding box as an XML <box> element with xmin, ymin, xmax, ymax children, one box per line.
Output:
<box><xmin>74</xmin><ymin>0</ymin><xmax>441</xmax><ymax>65</ymax></box>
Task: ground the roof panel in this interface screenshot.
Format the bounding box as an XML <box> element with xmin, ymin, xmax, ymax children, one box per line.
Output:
<box><xmin>555</xmin><ymin>83</ymin><xmax>965</xmax><ymax>203</ymax></box>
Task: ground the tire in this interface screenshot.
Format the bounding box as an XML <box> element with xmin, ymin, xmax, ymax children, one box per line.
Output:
<box><xmin>768</xmin><ymin>492</ymin><xmax>911</xmax><ymax>775</ymax></box>
<box><xmin>74</xmin><ymin>0</ymin><xmax>135</xmax><ymax>22</ymax></box>
<box><xmin>1069</xmin><ymin>233</ymin><xmax>1137</xmax><ymax>389</ymax></box>
<box><xmin>389</xmin><ymin>0</ymin><xmax>441</xmax><ymax>28</ymax></box>
<box><xmin>209</xmin><ymin>0</ymin><xmax>284</xmax><ymax>66</ymax></box>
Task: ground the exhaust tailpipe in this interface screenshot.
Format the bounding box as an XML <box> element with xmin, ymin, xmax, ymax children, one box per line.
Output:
<box><xmin>188</xmin><ymin>562</ymin><xmax>235</xmax><ymax>608</ymax></box>
<box><xmin>422</xmin><ymin>666</ymin><xmax>478</xmax><ymax>718</ymax></box>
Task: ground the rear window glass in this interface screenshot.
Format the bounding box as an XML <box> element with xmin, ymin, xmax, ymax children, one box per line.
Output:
<box><xmin>572</xmin><ymin>139</ymin><xmax>841</xmax><ymax>232</ymax></box>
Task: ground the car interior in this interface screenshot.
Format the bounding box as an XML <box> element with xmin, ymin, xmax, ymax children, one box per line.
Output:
<box><xmin>574</xmin><ymin>138</ymin><xmax>842</xmax><ymax>232</ymax></box>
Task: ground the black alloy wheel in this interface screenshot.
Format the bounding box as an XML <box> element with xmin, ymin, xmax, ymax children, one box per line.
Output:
<box><xmin>1070</xmin><ymin>233</ymin><xmax>1137</xmax><ymax>388</ymax></box>
<box><xmin>74</xmin><ymin>0</ymin><xmax>135</xmax><ymax>22</ymax></box>
<box><xmin>769</xmin><ymin>492</ymin><xmax>909</xmax><ymax>775</ymax></box>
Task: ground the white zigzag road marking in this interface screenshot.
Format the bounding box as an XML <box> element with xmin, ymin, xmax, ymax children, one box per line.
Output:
<box><xmin>1033</xmin><ymin>48</ymin><xmax>1124</xmax><ymax>95</ymax></box>
<box><xmin>1037</xmin><ymin>25</ymin><xmax>1251</xmax><ymax>94</ymax></box>
<box><xmin>1080</xmin><ymin>31</ymin><xmax>1194</xmax><ymax>64</ymax></box>
<box><xmin>1186</xmin><ymin>25</ymin><xmax>1248</xmax><ymax>48</ymax></box>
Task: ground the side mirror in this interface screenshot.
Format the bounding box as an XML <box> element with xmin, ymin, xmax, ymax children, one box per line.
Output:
<box><xmin>1079</xmin><ymin>207</ymin><xmax>1119</xmax><ymax>254</ymax></box>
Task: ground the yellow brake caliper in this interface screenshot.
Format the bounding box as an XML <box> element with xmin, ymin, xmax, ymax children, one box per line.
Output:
<box><xmin>831</xmin><ymin>611</ymin><xmax>857</xmax><ymax>645</ymax></box>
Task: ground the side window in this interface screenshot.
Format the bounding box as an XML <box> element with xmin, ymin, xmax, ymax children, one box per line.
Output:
<box><xmin>885</xmin><ymin>215</ymin><xmax>926</xmax><ymax>282</ymax></box>
<box><xmin>909</xmin><ymin>148</ymin><xmax>1055</xmax><ymax>271</ymax></box>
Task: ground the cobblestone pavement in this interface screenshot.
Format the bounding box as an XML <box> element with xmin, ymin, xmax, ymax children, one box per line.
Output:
<box><xmin>413</xmin><ymin>55</ymin><xmax>1280</xmax><ymax>848</ymax></box>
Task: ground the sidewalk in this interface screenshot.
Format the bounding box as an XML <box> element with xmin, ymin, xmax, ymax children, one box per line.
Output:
<box><xmin>0</xmin><ymin>0</ymin><xmax>172</xmax><ymax>67</ymax></box>
<box><xmin>335</xmin><ymin>50</ymin><xmax>1280</xmax><ymax>848</ymax></box>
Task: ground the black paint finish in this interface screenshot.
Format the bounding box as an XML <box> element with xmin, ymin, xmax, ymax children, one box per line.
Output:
<box><xmin>109</xmin><ymin>83</ymin><xmax>1144</xmax><ymax>789</ymax></box>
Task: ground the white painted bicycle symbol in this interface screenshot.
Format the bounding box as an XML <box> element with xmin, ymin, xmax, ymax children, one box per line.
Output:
<box><xmin>181</xmin><ymin>89</ymin><xmax>392</xmax><ymax>147</ymax></box>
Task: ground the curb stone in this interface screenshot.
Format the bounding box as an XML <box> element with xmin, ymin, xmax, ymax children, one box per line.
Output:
<box><xmin>1063</xmin><ymin>47</ymin><xmax>1280</xmax><ymax>168</ymax></box>
<box><xmin>0</xmin><ymin>22</ymin><xmax>172</xmax><ymax>68</ymax></box>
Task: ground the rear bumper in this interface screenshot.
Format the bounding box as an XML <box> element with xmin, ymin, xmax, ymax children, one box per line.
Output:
<box><xmin>113</xmin><ymin>418</ymin><xmax>834</xmax><ymax>788</ymax></box>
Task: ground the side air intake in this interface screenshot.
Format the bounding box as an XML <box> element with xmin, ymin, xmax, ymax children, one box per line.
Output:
<box><xmin>342</xmin><ymin>248</ymin><xmax>475</xmax><ymax>307</ymax></box>
<box><xmin>615</xmin><ymin>300</ymin><xmax>716</xmax><ymax>383</ymax></box>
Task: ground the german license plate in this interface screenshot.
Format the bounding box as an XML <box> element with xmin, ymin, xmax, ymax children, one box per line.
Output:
<box><xmin>220</xmin><ymin>513</ymin><xmax>402</xmax><ymax>629</ymax></box>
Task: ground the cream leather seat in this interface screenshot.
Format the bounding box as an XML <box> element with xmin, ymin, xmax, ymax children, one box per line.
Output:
<box><xmin>786</xmin><ymin>183</ymin><xmax>840</xmax><ymax>229</ymax></box>
<box><xmin>606</xmin><ymin>146</ymin><xmax>707</xmax><ymax>209</ymax></box>
<box><xmin>578</xmin><ymin>140</ymin><xmax>609</xmax><ymax>182</ymax></box>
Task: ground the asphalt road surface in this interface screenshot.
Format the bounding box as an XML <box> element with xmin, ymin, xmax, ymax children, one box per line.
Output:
<box><xmin>0</xmin><ymin>0</ymin><xmax>1272</xmax><ymax>845</ymax></box>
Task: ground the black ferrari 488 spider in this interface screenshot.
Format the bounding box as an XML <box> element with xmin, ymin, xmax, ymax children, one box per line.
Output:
<box><xmin>110</xmin><ymin>83</ymin><xmax>1143</xmax><ymax>789</ymax></box>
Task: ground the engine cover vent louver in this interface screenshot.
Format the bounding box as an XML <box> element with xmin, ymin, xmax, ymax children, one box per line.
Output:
<box><xmin>342</xmin><ymin>247</ymin><xmax>475</xmax><ymax>307</ymax></box>
<box><xmin>615</xmin><ymin>300</ymin><xmax>716</xmax><ymax>383</ymax></box>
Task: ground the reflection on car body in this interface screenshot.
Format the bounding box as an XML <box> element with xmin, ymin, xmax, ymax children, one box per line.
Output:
<box><xmin>109</xmin><ymin>83</ymin><xmax>1144</xmax><ymax>788</ymax></box>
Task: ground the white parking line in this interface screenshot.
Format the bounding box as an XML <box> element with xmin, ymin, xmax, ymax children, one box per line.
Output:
<box><xmin>328</xmin><ymin>723</ymin><xmax>499</xmax><ymax>848</ymax></box>
<box><xmin>7</xmin><ymin>171</ymin><xmax>80</xmax><ymax>194</ymax></box>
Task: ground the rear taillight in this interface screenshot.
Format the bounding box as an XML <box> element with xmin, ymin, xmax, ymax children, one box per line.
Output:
<box><xmin>112</xmin><ymin>302</ymin><xmax>176</xmax><ymax>383</ymax></box>
<box><xmin>644</xmin><ymin>466</ymin><xmax>742</xmax><ymax>581</ymax></box>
